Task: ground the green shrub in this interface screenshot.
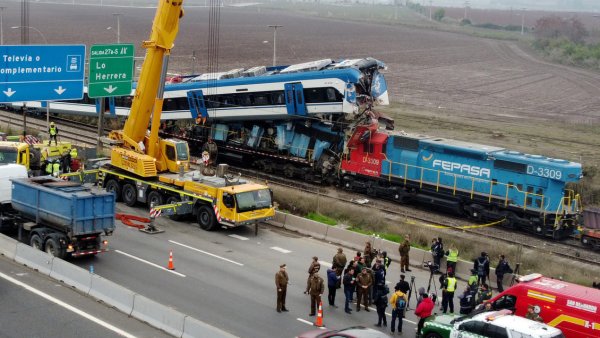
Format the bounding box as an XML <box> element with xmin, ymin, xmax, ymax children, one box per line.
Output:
<box><xmin>306</xmin><ymin>212</ymin><xmax>337</xmax><ymax>225</ymax></box>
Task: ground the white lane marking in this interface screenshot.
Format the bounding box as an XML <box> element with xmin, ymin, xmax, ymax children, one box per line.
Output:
<box><xmin>270</xmin><ymin>246</ymin><xmax>291</xmax><ymax>254</ymax></box>
<box><xmin>115</xmin><ymin>250</ymin><xmax>186</xmax><ymax>277</ymax></box>
<box><xmin>297</xmin><ymin>318</ymin><xmax>314</xmax><ymax>325</ymax></box>
<box><xmin>0</xmin><ymin>271</ymin><xmax>138</xmax><ymax>338</ymax></box>
<box><xmin>318</xmin><ymin>261</ymin><xmax>332</xmax><ymax>268</ymax></box>
<box><xmin>169</xmin><ymin>240</ymin><xmax>244</xmax><ymax>266</ymax></box>
<box><xmin>228</xmin><ymin>234</ymin><xmax>249</xmax><ymax>241</ymax></box>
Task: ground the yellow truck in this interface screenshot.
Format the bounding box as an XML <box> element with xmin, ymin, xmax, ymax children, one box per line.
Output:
<box><xmin>0</xmin><ymin>141</ymin><xmax>72</xmax><ymax>176</ymax></box>
<box><xmin>99</xmin><ymin>0</ymin><xmax>274</xmax><ymax>231</ymax></box>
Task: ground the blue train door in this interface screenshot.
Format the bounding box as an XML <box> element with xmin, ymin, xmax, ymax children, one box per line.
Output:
<box><xmin>187</xmin><ymin>90</ymin><xmax>208</xmax><ymax>119</ymax></box>
<box><xmin>284</xmin><ymin>82</ymin><xmax>307</xmax><ymax>116</ymax></box>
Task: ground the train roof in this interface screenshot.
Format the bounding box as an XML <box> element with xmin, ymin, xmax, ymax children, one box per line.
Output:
<box><xmin>389</xmin><ymin>132</ymin><xmax>579</xmax><ymax>168</ymax></box>
<box><xmin>163</xmin><ymin>58</ymin><xmax>385</xmax><ymax>91</ymax></box>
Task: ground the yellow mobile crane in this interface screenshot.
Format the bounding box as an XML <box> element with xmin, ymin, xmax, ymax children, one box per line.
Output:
<box><xmin>99</xmin><ymin>0</ymin><xmax>274</xmax><ymax>230</ymax></box>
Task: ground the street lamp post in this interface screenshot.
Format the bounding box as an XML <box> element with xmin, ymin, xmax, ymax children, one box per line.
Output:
<box><xmin>113</xmin><ymin>13</ymin><xmax>122</xmax><ymax>43</ymax></box>
<box><xmin>267</xmin><ymin>25</ymin><xmax>282</xmax><ymax>67</ymax></box>
<box><xmin>10</xmin><ymin>25</ymin><xmax>48</xmax><ymax>44</ymax></box>
<box><xmin>521</xmin><ymin>8</ymin><xmax>526</xmax><ymax>35</ymax></box>
<box><xmin>0</xmin><ymin>7</ymin><xmax>6</xmax><ymax>45</ymax></box>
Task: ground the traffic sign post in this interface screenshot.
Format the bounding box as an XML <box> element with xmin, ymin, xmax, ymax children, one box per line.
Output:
<box><xmin>0</xmin><ymin>45</ymin><xmax>85</xmax><ymax>102</ymax></box>
<box><xmin>89</xmin><ymin>44</ymin><xmax>134</xmax><ymax>98</ymax></box>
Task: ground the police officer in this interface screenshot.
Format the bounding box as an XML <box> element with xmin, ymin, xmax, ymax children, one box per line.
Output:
<box><xmin>305</xmin><ymin>257</ymin><xmax>320</xmax><ymax>294</ymax></box>
<box><xmin>356</xmin><ymin>267</ymin><xmax>372</xmax><ymax>312</ymax></box>
<box><xmin>332</xmin><ymin>248</ymin><xmax>347</xmax><ymax>283</ymax></box>
<box><xmin>441</xmin><ymin>271</ymin><xmax>457</xmax><ymax>314</ymax></box>
<box><xmin>307</xmin><ymin>266</ymin><xmax>324</xmax><ymax>316</ymax></box>
<box><xmin>275</xmin><ymin>264</ymin><xmax>289</xmax><ymax>313</ymax></box>
<box><xmin>398</xmin><ymin>234</ymin><xmax>411</xmax><ymax>273</ymax></box>
<box><xmin>48</xmin><ymin>122</ymin><xmax>58</xmax><ymax>146</ymax></box>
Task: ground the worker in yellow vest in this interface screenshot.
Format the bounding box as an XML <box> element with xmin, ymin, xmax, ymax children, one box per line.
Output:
<box><xmin>48</xmin><ymin>122</ymin><xmax>59</xmax><ymax>146</ymax></box>
<box><xmin>45</xmin><ymin>160</ymin><xmax>53</xmax><ymax>175</ymax></box>
<box><xmin>445</xmin><ymin>245</ymin><xmax>459</xmax><ymax>274</ymax></box>
<box><xmin>52</xmin><ymin>160</ymin><xmax>61</xmax><ymax>177</ymax></box>
<box><xmin>442</xmin><ymin>271</ymin><xmax>457</xmax><ymax>314</ymax></box>
<box><xmin>70</xmin><ymin>147</ymin><xmax>78</xmax><ymax>159</ymax></box>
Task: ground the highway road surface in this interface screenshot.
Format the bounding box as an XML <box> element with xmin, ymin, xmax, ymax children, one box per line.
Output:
<box><xmin>70</xmin><ymin>203</ymin><xmax>461</xmax><ymax>338</ymax></box>
<box><xmin>0</xmin><ymin>255</ymin><xmax>172</xmax><ymax>338</ymax></box>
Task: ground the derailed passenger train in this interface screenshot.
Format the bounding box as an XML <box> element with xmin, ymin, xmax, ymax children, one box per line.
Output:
<box><xmin>340</xmin><ymin>124</ymin><xmax>582</xmax><ymax>239</ymax></box>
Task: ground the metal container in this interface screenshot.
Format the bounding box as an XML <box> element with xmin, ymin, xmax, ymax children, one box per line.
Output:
<box><xmin>583</xmin><ymin>207</ymin><xmax>600</xmax><ymax>230</ymax></box>
<box><xmin>10</xmin><ymin>177</ymin><xmax>115</xmax><ymax>235</ymax></box>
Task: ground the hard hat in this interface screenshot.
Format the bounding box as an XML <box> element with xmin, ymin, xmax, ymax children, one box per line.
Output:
<box><xmin>50</xmin><ymin>122</ymin><xmax>55</xmax><ymax>126</ymax></box>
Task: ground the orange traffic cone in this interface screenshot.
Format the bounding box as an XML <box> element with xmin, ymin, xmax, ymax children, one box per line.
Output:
<box><xmin>167</xmin><ymin>250</ymin><xmax>175</xmax><ymax>270</ymax></box>
<box><xmin>314</xmin><ymin>301</ymin><xmax>324</xmax><ymax>327</ymax></box>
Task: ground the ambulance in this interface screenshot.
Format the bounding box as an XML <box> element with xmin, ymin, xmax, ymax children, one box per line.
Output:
<box><xmin>485</xmin><ymin>273</ymin><xmax>600</xmax><ymax>338</ymax></box>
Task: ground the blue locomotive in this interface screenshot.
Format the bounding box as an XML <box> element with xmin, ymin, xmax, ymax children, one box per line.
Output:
<box><xmin>341</xmin><ymin>125</ymin><xmax>582</xmax><ymax>239</ymax></box>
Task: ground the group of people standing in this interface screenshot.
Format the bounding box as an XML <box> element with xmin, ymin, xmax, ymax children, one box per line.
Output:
<box><xmin>275</xmin><ymin>234</ymin><xmax>515</xmax><ymax>336</ymax></box>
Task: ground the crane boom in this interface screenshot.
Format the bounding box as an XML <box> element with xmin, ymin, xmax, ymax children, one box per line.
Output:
<box><xmin>107</xmin><ymin>0</ymin><xmax>184</xmax><ymax>177</ymax></box>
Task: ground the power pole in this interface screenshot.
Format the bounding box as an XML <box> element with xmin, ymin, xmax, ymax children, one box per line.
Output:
<box><xmin>268</xmin><ymin>25</ymin><xmax>282</xmax><ymax>67</ymax></box>
<box><xmin>521</xmin><ymin>8</ymin><xmax>526</xmax><ymax>35</ymax></box>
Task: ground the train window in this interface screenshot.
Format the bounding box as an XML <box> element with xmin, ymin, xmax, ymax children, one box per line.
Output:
<box><xmin>527</xmin><ymin>186</ymin><xmax>534</xmax><ymax>193</ymax></box>
<box><xmin>536</xmin><ymin>188</ymin><xmax>543</xmax><ymax>195</ymax></box>
<box><xmin>535</xmin><ymin>199</ymin><xmax>542</xmax><ymax>208</ymax></box>
<box><xmin>492</xmin><ymin>179</ymin><xmax>498</xmax><ymax>186</ymax></box>
<box><xmin>326</xmin><ymin>88</ymin><xmax>337</xmax><ymax>102</ymax></box>
<box><xmin>526</xmin><ymin>197</ymin><xmax>532</xmax><ymax>206</ymax></box>
<box><xmin>176</xmin><ymin>97</ymin><xmax>190</xmax><ymax>110</ymax></box>
<box><xmin>507</xmin><ymin>181</ymin><xmax>514</xmax><ymax>188</ymax></box>
<box><xmin>163</xmin><ymin>98</ymin><xmax>178</xmax><ymax>111</ymax></box>
<box><xmin>254</xmin><ymin>94</ymin><xmax>269</xmax><ymax>105</ymax></box>
<box><xmin>494</xmin><ymin>160</ymin><xmax>527</xmax><ymax>173</ymax></box>
<box><xmin>392</xmin><ymin>136</ymin><xmax>419</xmax><ymax>151</ymax></box>
<box><xmin>516</xmin><ymin>184</ymin><xmax>523</xmax><ymax>191</ymax></box>
<box><xmin>272</xmin><ymin>92</ymin><xmax>285</xmax><ymax>104</ymax></box>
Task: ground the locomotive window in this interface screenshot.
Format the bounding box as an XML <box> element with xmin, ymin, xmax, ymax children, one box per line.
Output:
<box><xmin>508</xmin><ymin>182</ymin><xmax>514</xmax><ymax>188</ymax></box>
<box><xmin>392</xmin><ymin>136</ymin><xmax>419</xmax><ymax>151</ymax></box>
<box><xmin>535</xmin><ymin>199</ymin><xmax>542</xmax><ymax>208</ymax></box>
<box><xmin>526</xmin><ymin>197</ymin><xmax>532</xmax><ymax>206</ymax></box>
<box><xmin>516</xmin><ymin>184</ymin><xmax>523</xmax><ymax>191</ymax></box>
<box><xmin>494</xmin><ymin>160</ymin><xmax>527</xmax><ymax>173</ymax></box>
<box><xmin>527</xmin><ymin>186</ymin><xmax>534</xmax><ymax>193</ymax></box>
<box><xmin>492</xmin><ymin>179</ymin><xmax>498</xmax><ymax>186</ymax></box>
<box><xmin>536</xmin><ymin>188</ymin><xmax>543</xmax><ymax>195</ymax></box>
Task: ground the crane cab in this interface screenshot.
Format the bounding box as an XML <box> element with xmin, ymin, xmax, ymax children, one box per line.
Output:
<box><xmin>158</xmin><ymin>138</ymin><xmax>190</xmax><ymax>173</ymax></box>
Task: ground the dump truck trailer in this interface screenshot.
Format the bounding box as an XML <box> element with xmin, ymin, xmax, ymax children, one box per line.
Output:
<box><xmin>0</xmin><ymin>164</ymin><xmax>115</xmax><ymax>258</ymax></box>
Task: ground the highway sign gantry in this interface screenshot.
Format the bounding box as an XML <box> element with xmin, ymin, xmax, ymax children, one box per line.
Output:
<box><xmin>88</xmin><ymin>44</ymin><xmax>134</xmax><ymax>98</ymax></box>
<box><xmin>0</xmin><ymin>45</ymin><xmax>85</xmax><ymax>102</ymax></box>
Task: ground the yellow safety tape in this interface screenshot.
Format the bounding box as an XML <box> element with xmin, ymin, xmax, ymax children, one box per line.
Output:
<box><xmin>405</xmin><ymin>217</ymin><xmax>506</xmax><ymax>230</ymax></box>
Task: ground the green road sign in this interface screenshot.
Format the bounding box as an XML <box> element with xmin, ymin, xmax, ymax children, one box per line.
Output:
<box><xmin>88</xmin><ymin>44</ymin><xmax>134</xmax><ymax>98</ymax></box>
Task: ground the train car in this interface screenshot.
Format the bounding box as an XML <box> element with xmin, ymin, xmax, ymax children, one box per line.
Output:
<box><xmin>7</xmin><ymin>58</ymin><xmax>389</xmax><ymax>123</ymax></box>
<box><xmin>340</xmin><ymin>126</ymin><xmax>583</xmax><ymax>239</ymax></box>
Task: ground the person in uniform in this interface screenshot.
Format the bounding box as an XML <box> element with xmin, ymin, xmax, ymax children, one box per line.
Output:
<box><xmin>445</xmin><ymin>245</ymin><xmax>459</xmax><ymax>274</ymax></box>
<box><xmin>363</xmin><ymin>241</ymin><xmax>375</xmax><ymax>267</ymax></box>
<box><xmin>275</xmin><ymin>264</ymin><xmax>289</xmax><ymax>312</ymax></box>
<box><xmin>398</xmin><ymin>234</ymin><xmax>411</xmax><ymax>273</ymax></box>
<box><xmin>356</xmin><ymin>267</ymin><xmax>373</xmax><ymax>312</ymax></box>
<box><xmin>307</xmin><ymin>267</ymin><xmax>324</xmax><ymax>316</ymax></box>
<box><xmin>305</xmin><ymin>256</ymin><xmax>320</xmax><ymax>294</ymax></box>
<box><xmin>476</xmin><ymin>283</ymin><xmax>493</xmax><ymax>305</ymax></box>
<box><xmin>495</xmin><ymin>254</ymin><xmax>513</xmax><ymax>292</ymax></box>
<box><xmin>468</xmin><ymin>268</ymin><xmax>479</xmax><ymax>292</ymax></box>
<box><xmin>48</xmin><ymin>122</ymin><xmax>58</xmax><ymax>146</ymax></box>
<box><xmin>474</xmin><ymin>252</ymin><xmax>490</xmax><ymax>286</ymax></box>
<box><xmin>441</xmin><ymin>271</ymin><xmax>457</xmax><ymax>314</ymax></box>
<box><xmin>526</xmin><ymin>305</ymin><xmax>544</xmax><ymax>322</ymax></box>
<box><xmin>332</xmin><ymin>247</ymin><xmax>347</xmax><ymax>284</ymax></box>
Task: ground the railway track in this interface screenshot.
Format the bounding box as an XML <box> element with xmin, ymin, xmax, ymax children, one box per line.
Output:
<box><xmin>4</xmin><ymin>109</ymin><xmax>597</xmax><ymax>266</ymax></box>
<box><xmin>0</xmin><ymin>109</ymin><xmax>111</xmax><ymax>147</ymax></box>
